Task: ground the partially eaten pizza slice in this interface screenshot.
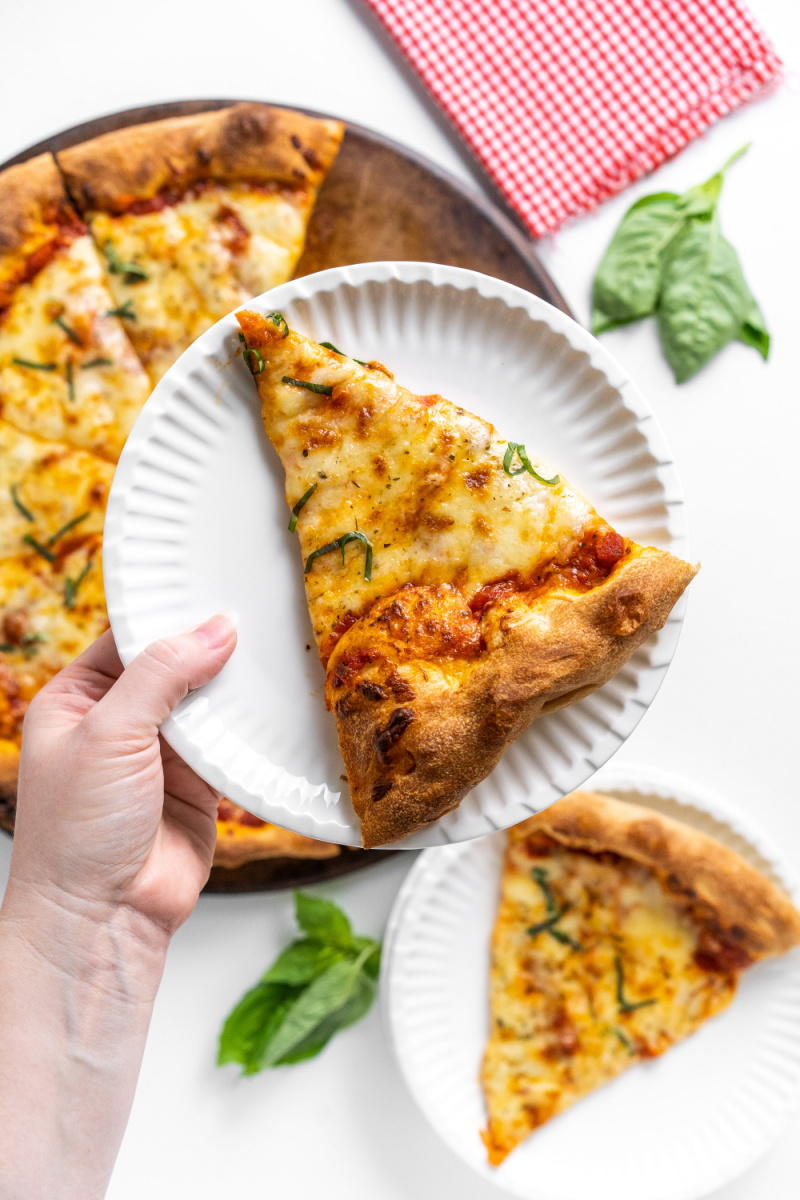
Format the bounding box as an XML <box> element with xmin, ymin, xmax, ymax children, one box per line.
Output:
<box><xmin>481</xmin><ymin>791</ymin><xmax>800</xmax><ymax>1164</ymax></box>
<box><xmin>58</xmin><ymin>104</ymin><xmax>343</xmax><ymax>383</ymax></box>
<box><xmin>237</xmin><ymin>312</ymin><xmax>697</xmax><ymax>847</ymax></box>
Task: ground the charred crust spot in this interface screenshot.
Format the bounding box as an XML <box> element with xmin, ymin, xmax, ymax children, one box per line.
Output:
<box><xmin>374</xmin><ymin>707</ymin><xmax>415</xmax><ymax>767</ymax></box>
<box><xmin>371</xmin><ymin>778</ymin><xmax>393</xmax><ymax>803</ymax></box>
<box><xmin>387</xmin><ymin>671</ymin><xmax>416</xmax><ymax>701</ymax></box>
<box><xmin>196</xmin><ymin>146</ymin><xmax>211</xmax><ymax>166</ymax></box>
<box><xmin>2</xmin><ymin>611</ymin><xmax>27</xmax><ymax>645</ymax></box>
<box><xmin>358</xmin><ymin>681</ymin><xmax>389</xmax><ymax>702</ymax></box>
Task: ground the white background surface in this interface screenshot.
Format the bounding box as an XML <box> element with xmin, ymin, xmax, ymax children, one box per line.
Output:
<box><xmin>0</xmin><ymin>1</ymin><xmax>798</xmax><ymax>1197</ymax></box>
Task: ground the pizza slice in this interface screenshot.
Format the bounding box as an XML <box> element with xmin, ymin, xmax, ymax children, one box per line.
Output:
<box><xmin>481</xmin><ymin>792</ymin><xmax>800</xmax><ymax>1165</ymax></box>
<box><xmin>237</xmin><ymin>312</ymin><xmax>697</xmax><ymax>847</ymax></box>
<box><xmin>58</xmin><ymin>104</ymin><xmax>344</xmax><ymax>383</ymax></box>
<box><xmin>0</xmin><ymin>154</ymin><xmax>152</xmax><ymax>462</ymax></box>
<box><xmin>0</xmin><ymin>418</ymin><xmax>112</xmax><ymax>795</ymax></box>
<box><xmin>214</xmin><ymin>799</ymin><xmax>340</xmax><ymax>868</ymax></box>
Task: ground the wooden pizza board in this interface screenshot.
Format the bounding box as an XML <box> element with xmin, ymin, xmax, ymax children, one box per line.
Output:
<box><xmin>0</xmin><ymin>100</ymin><xmax>571</xmax><ymax>892</ymax></box>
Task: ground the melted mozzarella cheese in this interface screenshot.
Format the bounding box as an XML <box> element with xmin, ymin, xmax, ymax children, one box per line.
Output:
<box><xmin>481</xmin><ymin>834</ymin><xmax>737</xmax><ymax>1165</ymax></box>
<box><xmin>91</xmin><ymin>185</ymin><xmax>310</xmax><ymax>383</ymax></box>
<box><xmin>247</xmin><ymin>325</ymin><xmax>594</xmax><ymax>646</ymax></box>
<box><xmin>0</xmin><ymin>235</ymin><xmax>151</xmax><ymax>461</ymax></box>
<box><xmin>0</xmin><ymin>421</ymin><xmax>112</xmax><ymax>560</ymax></box>
<box><xmin>0</xmin><ymin>548</ymin><xmax>108</xmax><ymax>741</ymax></box>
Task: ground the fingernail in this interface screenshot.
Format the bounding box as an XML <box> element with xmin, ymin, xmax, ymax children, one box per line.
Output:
<box><xmin>190</xmin><ymin>608</ymin><xmax>238</xmax><ymax>649</ymax></box>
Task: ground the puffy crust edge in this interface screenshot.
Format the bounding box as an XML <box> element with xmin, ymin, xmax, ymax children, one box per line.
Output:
<box><xmin>0</xmin><ymin>153</ymin><xmax>68</xmax><ymax>267</ymax></box>
<box><xmin>516</xmin><ymin>790</ymin><xmax>800</xmax><ymax>958</ymax></box>
<box><xmin>333</xmin><ymin>546</ymin><xmax>697</xmax><ymax>847</ymax></box>
<box><xmin>212</xmin><ymin>821</ymin><xmax>340</xmax><ymax>868</ymax></box>
<box><xmin>57</xmin><ymin>103</ymin><xmax>345</xmax><ymax>212</ymax></box>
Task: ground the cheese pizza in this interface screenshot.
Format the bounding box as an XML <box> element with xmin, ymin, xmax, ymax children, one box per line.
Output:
<box><xmin>58</xmin><ymin>105</ymin><xmax>344</xmax><ymax>383</ymax></box>
<box><xmin>481</xmin><ymin>792</ymin><xmax>800</xmax><ymax>1165</ymax></box>
<box><xmin>237</xmin><ymin>312</ymin><xmax>697</xmax><ymax>847</ymax></box>
<box><xmin>0</xmin><ymin>105</ymin><xmax>344</xmax><ymax>868</ymax></box>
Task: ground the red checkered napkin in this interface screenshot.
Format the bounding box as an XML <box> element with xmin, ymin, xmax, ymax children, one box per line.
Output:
<box><xmin>362</xmin><ymin>0</ymin><xmax>783</xmax><ymax>236</ymax></box>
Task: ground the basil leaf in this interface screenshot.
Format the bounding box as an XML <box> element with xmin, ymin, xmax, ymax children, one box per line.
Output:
<box><xmin>106</xmin><ymin>300</ymin><xmax>136</xmax><ymax>321</ymax></box>
<box><xmin>591</xmin><ymin>192</ymin><xmax>685</xmax><ymax>333</ymax></box>
<box><xmin>657</xmin><ymin>214</ymin><xmax>755</xmax><ymax>383</ymax></box>
<box><xmin>244</xmin><ymin>347</ymin><xmax>264</xmax><ymax>374</ymax></box>
<box><xmin>680</xmin><ymin>143</ymin><xmax>749</xmax><ymax>219</ymax></box>
<box><xmin>262</xmin><ymin>939</ymin><xmax>343</xmax><ymax>986</ymax></box>
<box><xmin>64</xmin><ymin>560</ymin><xmax>92</xmax><ymax>608</ymax></box>
<box><xmin>266</xmin><ymin>311</ymin><xmax>289</xmax><ymax>338</ymax></box>
<box><xmin>10</xmin><ymin>484</ymin><xmax>34</xmax><ymax>523</ymax></box>
<box><xmin>352</xmin><ymin>935</ymin><xmax>382</xmax><ymax>980</ymax></box>
<box><xmin>295</xmin><ymin>891</ymin><xmax>353</xmax><ymax>949</ymax></box>
<box><xmin>737</xmin><ymin>298</ymin><xmax>770</xmax><ymax>361</ymax></box>
<box><xmin>104</xmin><ymin>241</ymin><xmax>148</xmax><ymax>283</ymax></box>
<box><xmin>288</xmin><ymin>482</ymin><xmax>317</xmax><ymax>532</ymax></box>
<box><xmin>282</xmin><ymin>375</ymin><xmax>333</xmax><ymax>396</ymax></box>
<box><xmin>53</xmin><ymin>314</ymin><xmax>82</xmax><ymax>345</ymax></box>
<box><xmin>217</xmin><ymin>980</ymin><xmax>300</xmax><ymax>1075</ymax></box>
<box><xmin>260</xmin><ymin>948</ymin><xmax>372</xmax><ymax>1067</ymax></box>
<box><xmin>277</xmin><ymin>971</ymin><xmax>375</xmax><ymax>1064</ymax></box>
<box><xmin>48</xmin><ymin>512</ymin><xmax>89</xmax><ymax>546</ymax></box>
<box><xmin>22</xmin><ymin>534</ymin><xmax>56</xmax><ymax>563</ymax></box>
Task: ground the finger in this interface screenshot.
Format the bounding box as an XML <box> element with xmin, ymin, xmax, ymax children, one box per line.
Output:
<box><xmin>87</xmin><ymin>611</ymin><xmax>238</xmax><ymax>745</ymax></box>
<box><xmin>31</xmin><ymin>629</ymin><xmax>124</xmax><ymax>710</ymax></box>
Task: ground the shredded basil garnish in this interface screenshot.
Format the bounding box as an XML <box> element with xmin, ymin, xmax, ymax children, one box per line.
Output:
<box><xmin>610</xmin><ymin>1025</ymin><xmax>635</xmax><ymax>1055</ymax></box>
<box><xmin>66</xmin><ymin>361</ymin><xmax>75</xmax><ymax>404</ymax></box>
<box><xmin>288</xmin><ymin>483</ymin><xmax>317</xmax><ymax>532</ymax></box>
<box><xmin>305</xmin><ymin>531</ymin><xmax>373</xmax><ymax>581</ymax></box>
<box><xmin>12</xmin><ymin>357</ymin><xmax>57</xmax><ymax>371</ymax></box>
<box><xmin>0</xmin><ymin>643</ymin><xmax>14</xmax><ymax>653</ymax></box>
<box><xmin>10</xmin><ymin>484</ymin><xmax>34</xmax><ymax>523</ymax></box>
<box><xmin>48</xmin><ymin>512</ymin><xmax>89</xmax><ymax>547</ymax></box>
<box><xmin>503</xmin><ymin>442</ymin><xmax>559</xmax><ymax>486</ymax></box>
<box><xmin>53</xmin><ymin>314</ymin><xmax>82</xmax><ymax>345</ymax></box>
<box><xmin>282</xmin><ymin>376</ymin><xmax>333</xmax><ymax>396</ymax></box>
<box><xmin>320</xmin><ymin>341</ymin><xmax>367</xmax><ymax>366</ymax></box>
<box><xmin>19</xmin><ymin>631</ymin><xmax>49</xmax><ymax>660</ymax></box>
<box><xmin>81</xmin><ymin>357</ymin><xmax>113</xmax><ymax>369</ymax></box>
<box><xmin>104</xmin><ymin>241</ymin><xmax>148</xmax><ymax>283</ymax></box>
<box><xmin>64</xmin><ymin>560</ymin><xmax>92</xmax><ymax>609</ymax></box>
<box><xmin>529</xmin><ymin>867</ymin><xmax>583</xmax><ymax>951</ymax></box>
<box><xmin>22</xmin><ymin>534</ymin><xmax>56</xmax><ymax>563</ymax></box>
<box><xmin>106</xmin><ymin>300</ymin><xmax>136</xmax><ymax>320</ymax></box>
<box><xmin>244</xmin><ymin>347</ymin><xmax>265</xmax><ymax>374</ymax></box>
<box><xmin>266</xmin><ymin>312</ymin><xmax>289</xmax><ymax>338</ymax></box>
<box><xmin>614</xmin><ymin>956</ymin><xmax>657</xmax><ymax>1014</ymax></box>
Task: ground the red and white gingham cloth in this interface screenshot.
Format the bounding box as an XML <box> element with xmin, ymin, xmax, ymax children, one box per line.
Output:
<box><xmin>362</xmin><ymin>0</ymin><xmax>783</xmax><ymax>236</ymax></box>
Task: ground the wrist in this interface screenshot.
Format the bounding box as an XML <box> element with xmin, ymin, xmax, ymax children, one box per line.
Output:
<box><xmin>0</xmin><ymin>874</ymin><xmax>170</xmax><ymax>1007</ymax></box>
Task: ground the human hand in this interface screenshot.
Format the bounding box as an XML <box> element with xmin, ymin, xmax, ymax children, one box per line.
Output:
<box><xmin>7</xmin><ymin>613</ymin><xmax>237</xmax><ymax>937</ymax></box>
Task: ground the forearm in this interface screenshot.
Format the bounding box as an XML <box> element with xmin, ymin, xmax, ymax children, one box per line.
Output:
<box><xmin>0</xmin><ymin>880</ymin><xmax>169</xmax><ymax>1200</ymax></box>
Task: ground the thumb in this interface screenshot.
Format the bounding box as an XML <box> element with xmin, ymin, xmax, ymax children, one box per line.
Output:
<box><xmin>88</xmin><ymin>610</ymin><xmax>238</xmax><ymax>744</ymax></box>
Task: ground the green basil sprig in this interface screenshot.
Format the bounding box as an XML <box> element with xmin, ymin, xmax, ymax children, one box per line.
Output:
<box><xmin>106</xmin><ymin>300</ymin><xmax>136</xmax><ymax>321</ymax></box>
<box><xmin>528</xmin><ymin>867</ymin><xmax>583</xmax><ymax>952</ymax></box>
<box><xmin>64</xmin><ymin>560</ymin><xmax>92</xmax><ymax>609</ymax></box>
<box><xmin>503</xmin><ymin>443</ymin><xmax>559</xmax><ymax>486</ymax></box>
<box><xmin>104</xmin><ymin>241</ymin><xmax>148</xmax><ymax>283</ymax></box>
<box><xmin>266</xmin><ymin>311</ymin><xmax>289</xmax><ymax>338</ymax></box>
<box><xmin>244</xmin><ymin>347</ymin><xmax>265</xmax><ymax>374</ymax></box>
<box><xmin>217</xmin><ymin>892</ymin><xmax>381</xmax><ymax>1075</ymax></box>
<box><xmin>320</xmin><ymin>340</ymin><xmax>367</xmax><ymax>366</ymax></box>
<box><xmin>591</xmin><ymin>145</ymin><xmax>769</xmax><ymax>383</ymax></box>
<box><xmin>53</xmin><ymin>314</ymin><xmax>82</xmax><ymax>345</ymax></box>
<box><xmin>614</xmin><ymin>955</ymin><xmax>657</xmax><ymax>1014</ymax></box>
<box><xmin>282</xmin><ymin>375</ymin><xmax>333</xmax><ymax>396</ymax></box>
<box><xmin>288</xmin><ymin>482</ymin><xmax>317</xmax><ymax>532</ymax></box>
<box><xmin>10</xmin><ymin>484</ymin><xmax>34</xmax><ymax>523</ymax></box>
<box><xmin>305</xmin><ymin>531</ymin><xmax>373</xmax><ymax>581</ymax></box>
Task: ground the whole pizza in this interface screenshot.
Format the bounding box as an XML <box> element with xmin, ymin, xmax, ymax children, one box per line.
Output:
<box><xmin>0</xmin><ymin>103</ymin><xmax>344</xmax><ymax>868</ymax></box>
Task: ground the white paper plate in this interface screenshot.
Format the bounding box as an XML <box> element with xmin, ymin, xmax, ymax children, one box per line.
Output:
<box><xmin>382</xmin><ymin>764</ymin><xmax>800</xmax><ymax>1200</ymax></box>
<box><xmin>104</xmin><ymin>262</ymin><xmax>688</xmax><ymax>848</ymax></box>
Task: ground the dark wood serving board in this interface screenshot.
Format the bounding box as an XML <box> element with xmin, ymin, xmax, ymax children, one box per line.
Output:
<box><xmin>1</xmin><ymin>100</ymin><xmax>570</xmax><ymax>892</ymax></box>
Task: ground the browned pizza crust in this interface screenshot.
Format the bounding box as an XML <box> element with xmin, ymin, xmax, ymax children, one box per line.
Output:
<box><xmin>330</xmin><ymin>545</ymin><xmax>697</xmax><ymax>847</ymax></box>
<box><xmin>0</xmin><ymin>154</ymin><xmax>74</xmax><ymax>282</ymax></box>
<box><xmin>213</xmin><ymin>820</ymin><xmax>340</xmax><ymax>868</ymax></box>
<box><xmin>518</xmin><ymin>790</ymin><xmax>800</xmax><ymax>959</ymax></box>
<box><xmin>57</xmin><ymin>103</ymin><xmax>344</xmax><ymax>213</ymax></box>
